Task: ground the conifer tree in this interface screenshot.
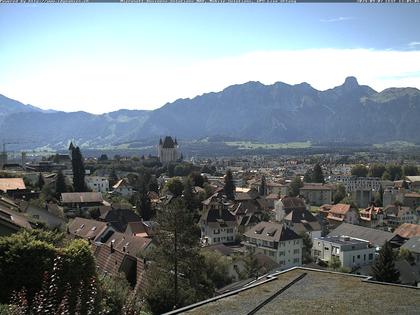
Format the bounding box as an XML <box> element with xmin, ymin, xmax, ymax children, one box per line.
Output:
<box><xmin>372</xmin><ymin>241</ymin><xmax>399</xmax><ymax>283</ymax></box>
<box><xmin>259</xmin><ymin>175</ymin><xmax>266</xmax><ymax>196</ymax></box>
<box><xmin>55</xmin><ymin>170</ymin><xmax>67</xmax><ymax>197</ymax></box>
<box><xmin>288</xmin><ymin>176</ymin><xmax>303</xmax><ymax>197</ymax></box>
<box><xmin>71</xmin><ymin>147</ymin><xmax>87</xmax><ymax>192</ymax></box>
<box><xmin>37</xmin><ymin>173</ymin><xmax>45</xmax><ymax>190</ymax></box>
<box><xmin>223</xmin><ymin>169</ymin><xmax>235</xmax><ymax>200</ymax></box>
<box><xmin>312</xmin><ymin>163</ymin><xmax>325</xmax><ymax>183</ymax></box>
<box><xmin>108</xmin><ymin>168</ymin><xmax>118</xmax><ymax>189</ymax></box>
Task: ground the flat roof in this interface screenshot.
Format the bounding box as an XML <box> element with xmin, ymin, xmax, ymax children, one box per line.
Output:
<box><xmin>316</xmin><ymin>236</ymin><xmax>368</xmax><ymax>246</ymax></box>
<box><xmin>168</xmin><ymin>268</ymin><xmax>420</xmax><ymax>315</ymax></box>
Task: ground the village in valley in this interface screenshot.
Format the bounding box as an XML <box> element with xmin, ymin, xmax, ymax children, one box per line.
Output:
<box><xmin>1</xmin><ymin>135</ymin><xmax>420</xmax><ymax>314</ymax></box>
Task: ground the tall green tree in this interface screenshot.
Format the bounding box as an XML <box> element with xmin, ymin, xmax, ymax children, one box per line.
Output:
<box><xmin>303</xmin><ymin>169</ymin><xmax>314</xmax><ymax>183</ymax></box>
<box><xmin>386</xmin><ymin>164</ymin><xmax>403</xmax><ymax>181</ymax></box>
<box><xmin>146</xmin><ymin>198</ymin><xmax>212</xmax><ymax>314</ymax></box>
<box><xmin>351</xmin><ymin>164</ymin><xmax>368</xmax><ymax>177</ymax></box>
<box><xmin>259</xmin><ymin>175</ymin><xmax>266</xmax><ymax>196</ymax></box>
<box><xmin>224</xmin><ymin>169</ymin><xmax>235</xmax><ymax>200</ymax></box>
<box><xmin>55</xmin><ymin>170</ymin><xmax>67</xmax><ymax>197</ymax></box>
<box><xmin>108</xmin><ymin>168</ymin><xmax>118</xmax><ymax>189</ymax></box>
<box><xmin>372</xmin><ymin>241</ymin><xmax>399</xmax><ymax>283</ymax></box>
<box><xmin>312</xmin><ymin>163</ymin><xmax>325</xmax><ymax>183</ymax></box>
<box><xmin>333</xmin><ymin>184</ymin><xmax>346</xmax><ymax>204</ymax></box>
<box><xmin>288</xmin><ymin>176</ymin><xmax>303</xmax><ymax>197</ymax></box>
<box><xmin>368</xmin><ymin>163</ymin><xmax>386</xmax><ymax>178</ymax></box>
<box><xmin>403</xmin><ymin>164</ymin><xmax>419</xmax><ymax>177</ymax></box>
<box><xmin>37</xmin><ymin>173</ymin><xmax>45</xmax><ymax>190</ymax></box>
<box><xmin>71</xmin><ymin>146</ymin><xmax>87</xmax><ymax>192</ymax></box>
<box><xmin>300</xmin><ymin>232</ymin><xmax>313</xmax><ymax>264</ymax></box>
<box><xmin>135</xmin><ymin>180</ymin><xmax>153</xmax><ymax>221</ymax></box>
<box><xmin>166</xmin><ymin>178</ymin><xmax>184</xmax><ymax>198</ymax></box>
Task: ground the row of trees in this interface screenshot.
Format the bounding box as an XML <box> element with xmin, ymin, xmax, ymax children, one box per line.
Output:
<box><xmin>351</xmin><ymin>163</ymin><xmax>418</xmax><ymax>180</ymax></box>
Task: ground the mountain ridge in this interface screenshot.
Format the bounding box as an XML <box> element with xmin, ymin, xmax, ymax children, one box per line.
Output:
<box><xmin>1</xmin><ymin>77</ymin><xmax>420</xmax><ymax>149</ymax></box>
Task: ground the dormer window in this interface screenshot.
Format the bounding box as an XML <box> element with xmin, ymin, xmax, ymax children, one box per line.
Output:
<box><xmin>255</xmin><ymin>227</ymin><xmax>264</xmax><ymax>234</ymax></box>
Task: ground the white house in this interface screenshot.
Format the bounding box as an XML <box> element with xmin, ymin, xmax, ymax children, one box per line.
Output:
<box><xmin>312</xmin><ymin>235</ymin><xmax>375</xmax><ymax>269</ymax></box>
<box><xmin>85</xmin><ymin>176</ymin><xmax>109</xmax><ymax>193</ymax></box>
<box><xmin>200</xmin><ymin>192</ymin><xmax>238</xmax><ymax>245</ymax></box>
<box><xmin>243</xmin><ymin>221</ymin><xmax>303</xmax><ymax>269</ymax></box>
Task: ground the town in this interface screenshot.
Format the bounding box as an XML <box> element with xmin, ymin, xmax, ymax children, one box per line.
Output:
<box><xmin>0</xmin><ymin>136</ymin><xmax>419</xmax><ymax>314</ymax></box>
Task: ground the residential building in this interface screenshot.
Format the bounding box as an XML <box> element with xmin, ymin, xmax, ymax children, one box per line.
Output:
<box><xmin>405</xmin><ymin>176</ymin><xmax>420</xmax><ymax>191</ymax></box>
<box><xmin>327</xmin><ymin>175</ymin><xmax>381</xmax><ymax>192</ymax></box>
<box><xmin>359</xmin><ymin>205</ymin><xmax>384</xmax><ymax>228</ymax></box>
<box><xmin>0</xmin><ymin>206</ymin><xmax>32</xmax><ymax>236</ymax></box>
<box><xmin>328</xmin><ymin>223</ymin><xmax>401</xmax><ymax>249</ymax></box>
<box><xmin>85</xmin><ymin>176</ymin><xmax>109</xmax><ymax>193</ymax></box>
<box><xmin>282</xmin><ymin>208</ymin><xmax>322</xmax><ymax>239</ymax></box>
<box><xmin>402</xmin><ymin>192</ymin><xmax>420</xmax><ymax>209</ymax></box>
<box><xmin>383</xmin><ymin>205</ymin><xmax>417</xmax><ymax>228</ymax></box>
<box><xmin>299</xmin><ymin>183</ymin><xmax>335</xmax><ymax>206</ymax></box>
<box><xmin>313</xmin><ymin>235</ymin><xmax>375</xmax><ymax>269</ymax></box>
<box><xmin>243</xmin><ymin>221</ymin><xmax>302</xmax><ymax>269</ymax></box>
<box><xmin>0</xmin><ymin>178</ymin><xmax>26</xmax><ymax>193</ymax></box>
<box><xmin>97</xmin><ymin>206</ymin><xmax>142</xmax><ymax>232</ymax></box>
<box><xmin>200</xmin><ymin>192</ymin><xmax>238</xmax><ymax>245</ymax></box>
<box><xmin>401</xmin><ymin>236</ymin><xmax>420</xmax><ymax>266</ymax></box>
<box><xmin>395</xmin><ymin>223</ymin><xmax>420</xmax><ymax>239</ymax></box>
<box><xmin>274</xmin><ymin>196</ymin><xmax>307</xmax><ymax>222</ymax></box>
<box><xmin>158</xmin><ymin>136</ymin><xmax>180</xmax><ymax>163</ymax></box>
<box><xmin>325</xmin><ymin>203</ymin><xmax>359</xmax><ymax>227</ymax></box>
<box><xmin>60</xmin><ymin>192</ymin><xmax>105</xmax><ymax>214</ymax></box>
<box><xmin>112</xmin><ymin>179</ymin><xmax>134</xmax><ymax>197</ymax></box>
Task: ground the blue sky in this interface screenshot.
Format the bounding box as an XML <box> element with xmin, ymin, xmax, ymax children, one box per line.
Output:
<box><xmin>1</xmin><ymin>4</ymin><xmax>420</xmax><ymax>113</ymax></box>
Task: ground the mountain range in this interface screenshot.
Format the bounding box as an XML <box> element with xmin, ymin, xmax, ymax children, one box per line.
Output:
<box><xmin>1</xmin><ymin>76</ymin><xmax>420</xmax><ymax>149</ymax></box>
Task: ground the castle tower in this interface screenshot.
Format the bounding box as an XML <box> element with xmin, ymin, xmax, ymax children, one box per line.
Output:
<box><xmin>158</xmin><ymin>136</ymin><xmax>180</xmax><ymax>163</ymax></box>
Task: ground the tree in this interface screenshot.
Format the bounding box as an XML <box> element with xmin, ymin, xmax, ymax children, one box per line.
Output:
<box><xmin>108</xmin><ymin>168</ymin><xmax>119</xmax><ymax>189</ymax></box>
<box><xmin>382</xmin><ymin>171</ymin><xmax>391</xmax><ymax>181</ymax></box>
<box><xmin>288</xmin><ymin>176</ymin><xmax>303</xmax><ymax>197</ymax></box>
<box><xmin>374</xmin><ymin>186</ymin><xmax>384</xmax><ymax>207</ymax></box>
<box><xmin>223</xmin><ymin>169</ymin><xmax>235</xmax><ymax>200</ymax></box>
<box><xmin>312</xmin><ymin>163</ymin><xmax>324</xmax><ymax>183</ymax></box>
<box><xmin>146</xmin><ymin>198</ymin><xmax>212</xmax><ymax>314</ymax></box>
<box><xmin>386</xmin><ymin>164</ymin><xmax>403</xmax><ymax>181</ymax></box>
<box><xmin>328</xmin><ymin>256</ymin><xmax>341</xmax><ymax>271</ymax></box>
<box><xmin>190</xmin><ymin>172</ymin><xmax>204</xmax><ymax>188</ymax></box>
<box><xmin>259</xmin><ymin>175</ymin><xmax>266</xmax><ymax>196</ymax></box>
<box><xmin>368</xmin><ymin>163</ymin><xmax>386</xmax><ymax>178</ymax></box>
<box><xmin>55</xmin><ymin>170</ymin><xmax>67</xmax><ymax>197</ymax></box>
<box><xmin>372</xmin><ymin>241</ymin><xmax>399</xmax><ymax>283</ymax></box>
<box><xmin>135</xmin><ymin>180</ymin><xmax>153</xmax><ymax>221</ymax></box>
<box><xmin>398</xmin><ymin>247</ymin><xmax>415</xmax><ymax>265</ymax></box>
<box><xmin>333</xmin><ymin>184</ymin><xmax>346</xmax><ymax>204</ymax></box>
<box><xmin>242</xmin><ymin>253</ymin><xmax>260</xmax><ymax>279</ymax></box>
<box><xmin>71</xmin><ymin>146</ymin><xmax>87</xmax><ymax>192</ymax></box>
<box><xmin>403</xmin><ymin>164</ymin><xmax>419</xmax><ymax>177</ymax></box>
<box><xmin>351</xmin><ymin>164</ymin><xmax>368</xmax><ymax>177</ymax></box>
<box><xmin>166</xmin><ymin>178</ymin><xmax>184</xmax><ymax>198</ymax></box>
<box><xmin>303</xmin><ymin>169</ymin><xmax>314</xmax><ymax>183</ymax></box>
<box><xmin>37</xmin><ymin>173</ymin><xmax>45</xmax><ymax>190</ymax></box>
<box><xmin>201</xmin><ymin>250</ymin><xmax>232</xmax><ymax>289</ymax></box>
<box><xmin>300</xmin><ymin>232</ymin><xmax>313</xmax><ymax>264</ymax></box>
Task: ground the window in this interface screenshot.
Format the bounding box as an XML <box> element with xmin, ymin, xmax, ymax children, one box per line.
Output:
<box><xmin>369</xmin><ymin>253</ymin><xmax>373</xmax><ymax>260</ymax></box>
<box><xmin>293</xmin><ymin>258</ymin><xmax>300</xmax><ymax>263</ymax></box>
<box><xmin>279</xmin><ymin>260</ymin><xmax>285</xmax><ymax>265</ymax></box>
<box><xmin>279</xmin><ymin>251</ymin><xmax>285</xmax><ymax>256</ymax></box>
<box><xmin>294</xmin><ymin>249</ymin><xmax>300</xmax><ymax>254</ymax></box>
<box><xmin>357</xmin><ymin>255</ymin><xmax>360</xmax><ymax>259</ymax></box>
<box><xmin>213</xmin><ymin>229</ymin><xmax>220</xmax><ymax>234</ymax></box>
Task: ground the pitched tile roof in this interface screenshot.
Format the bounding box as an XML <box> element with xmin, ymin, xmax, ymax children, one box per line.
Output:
<box><xmin>68</xmin><ymin>217</ymin><xmax>109</xmax><ymax>241</ymax></box>
<box><xmin>0</xmin><ymin>206</ymin><xmax>32</xmax><ymax>230</ymax></box>
<box><xmin>0</xmin><ymin>178</ymin><xmax>26</xmax><ymax>192</ymax></box>
<box><xmin>280</xmin><ymin>196</ymin><xmax>306</xmax><ymax>210</ymax></box>
<box><xmin>394</xmin><ymin>223</ymin><xmax>420</xmax><ymax>239</ymax></box>
<box><xmin>61</xmin><ymin>192</ymin><xmax>103</xmax><ymax>204</ymax></box>
<box><xmin>329</xmin><ymin>204</ymin><xmax>351</xmax><ymax>215</ymax></box>
<box><xmin>244</xmin><ymin>221</ymin><xmax>300</xmax><ymax>243</ymax></box>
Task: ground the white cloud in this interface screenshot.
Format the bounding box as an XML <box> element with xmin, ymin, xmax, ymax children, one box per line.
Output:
<box><xmin>320</xmin><ymin>17</ymin><xmax>354</xmax><ymax>23</ymax></box>
<box><xmin>408</xmin><ymin>41</ymin><xmax>420</xmax><ymax>47</ymax></box>
<box><xmin>2</xmin><ymin>48</ymin><xmax>420</xmax><ymax>114</ymax></box>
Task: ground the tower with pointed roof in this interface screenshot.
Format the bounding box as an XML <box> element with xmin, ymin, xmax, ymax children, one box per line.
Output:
<box><xmin>157</xmin><ymin>136</ymin><xmax>180</xmax><ymax>163</ymax></box>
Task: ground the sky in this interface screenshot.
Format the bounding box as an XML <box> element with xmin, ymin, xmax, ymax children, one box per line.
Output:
<box><xmin>1</xmin><ymin>4</ymin><xmax>420</xmax><ymax>114</ymax></box>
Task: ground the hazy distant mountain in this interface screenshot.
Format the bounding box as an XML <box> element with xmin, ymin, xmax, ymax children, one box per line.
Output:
<box><xmin>1</xmin><ymin>77</ymin><xmax>420</xmax><ymax>148</ymax></box>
